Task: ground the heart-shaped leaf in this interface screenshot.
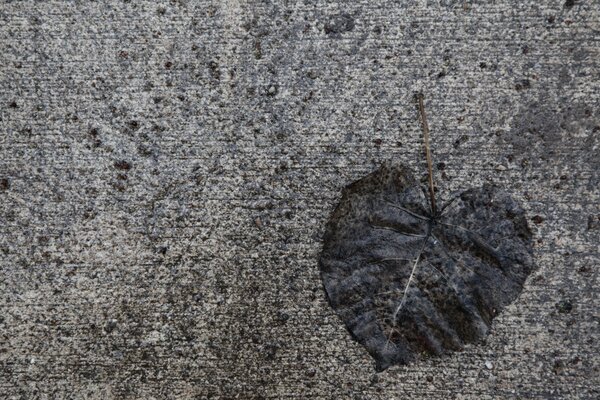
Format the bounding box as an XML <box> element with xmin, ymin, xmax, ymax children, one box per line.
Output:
<box><xmin>319</xmin><ymin>163</ymin><xmax>535</xmax><ymax>370</ymax></box>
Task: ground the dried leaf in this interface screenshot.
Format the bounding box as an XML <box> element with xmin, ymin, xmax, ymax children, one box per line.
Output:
<box><xmin>320</xmin><ymin>163</ymin><xmax>535</xmax><ymax>370</ymax></box>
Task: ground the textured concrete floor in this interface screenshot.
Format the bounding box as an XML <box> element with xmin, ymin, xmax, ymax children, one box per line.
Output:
<box><xmin>1</xmin><ymin>1</ymin><xmax>599</xmax><ymax>399</ymax></box>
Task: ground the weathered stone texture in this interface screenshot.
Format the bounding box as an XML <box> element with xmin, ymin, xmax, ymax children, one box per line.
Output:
<box><xmin>0</xmin><ymin>1</ymin><xmax>598</xmax><ymax>398</ymax></box>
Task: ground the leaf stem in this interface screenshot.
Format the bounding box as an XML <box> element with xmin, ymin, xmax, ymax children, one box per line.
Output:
<box><xmin>416</xmin><ymin>93</ymin><xmax>436</xmax><ymax>216</ymax></box>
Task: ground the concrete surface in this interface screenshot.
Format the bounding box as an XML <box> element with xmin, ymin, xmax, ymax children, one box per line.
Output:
<box><xmin>0</xmin><ymin>1</ymin><xmax>598</xmax><ymax>399</ymax></box>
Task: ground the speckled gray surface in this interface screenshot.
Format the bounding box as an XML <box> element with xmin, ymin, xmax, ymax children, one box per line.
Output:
<box><xmin>0</xmin><ymin>1</ymin><xmax>598</xmax><ymax>399</ymax></box>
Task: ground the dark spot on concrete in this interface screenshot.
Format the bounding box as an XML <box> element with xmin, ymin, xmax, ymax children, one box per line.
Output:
<box><xmin>253</xmin><ymin>40</ymin><xmax>262</xmax><ymax>60</ymax></box>
<box><xmin>531</xmin><ymin>215</ymin><xmax>544</xmax><ymax>224</ymax></box>
<box><xmin>503</xmin><ymin>101</ymin><xmax>599</xmax><ymax>171</ymax></box>
<box><xmin>453</xmin><ymin>134</ymin><xmax>469</xmax><ymax>148</ymax></box>
<box><xmin>208</xmin><ymin>61</ymin><xmax>220</xmax><ymax>80</ymax></box>
<box><xmin>128</xmin><ymin>120</ymin><xmax>140</xmax><ymax>130</ymax></box>
<box><xmin>164</xmin><ymin>61</ymin><xmax>173</xmax><ymax>69</ymax></box>
<box><xmin>114</xmin><ymin>160</ymin><xmax>132</xmax><ymax>171</ymax></box>
<box><xmin>302</xmin><ymin>91</ymin><xmax>313</xmax><ymax>103</ymax></box>
<box><xmin>437</xmin><ymin>162</ymin><xmax>446</xmax><ymax>170</ymax></box>
<box><xmin>564</xmin><ymin>0</ymin><xmax>576</xmax><ymax>9</ymax></box>
<box><xmin>104</xmin><ymin>319</ymin><xmax>118</xmax><ymax>333</ymax></box>
<box><xmin>193</xmin><ymin>173</ymin><xmax>204</xmax><ymax>186</ymax></box>
<box><xmin>264</xmin><ymin>344</ymin><xmax>278</xmax><ymax>361</ymax></box>
<box><xmin>578</xmin><ymin>265</ymin><xmax>592</xmax><ymax>275</ymax></box>
<box><xmin>547</xmin><ymin>15</ymin><xmax>556</xmax><ymax>24</ymax></box>
<box><xmin>324</xmin><ymin>13</ymin><xmax>355</xmax><ymax>36</ymax></box>
<box><xmin>479</xmin><ymin>62</ymin><xmax>487</xmax><ymax>69</ymax></box>
<box><xmin>118</xmin><ymin>50</ymin><xmax>129</xmax><ymax>59</ymax></box>
<box><xmin>137</xmin><ymin>145</ymin><xmax>152</xmax><ymax>157</ymax></box>
<box><xmin>0</xmin><ymin>178</ymin><xmax>9</xmax><ymax>191</ymax></box>
<box><xmin>8</xmin><ymin>101</ymin><xmax>18</xmax><ymax>109</ymax></box>
<box><xmin>556</xmin><ymin>300</ymin><xmax>573</xmax><ymax>313</ymax></box>
<box><xmin>275</xmin><ymin>311</ymin><xmax>289</xmax><ymax>326</ymax></box>
<box><xmin>515</xmin><ymin>79</ymin><xmax>531</xmax><ymax>91</ymax></box>
<box><xmin>307</xmin><ymin>70</ymin><xmax>318</xmax><ymax>80</ymax></box>
<box><xmin>587</xmin><ymin>215</ymin><xmax>600</xmax><ymax>230</ymax></box>
<box><xmin>116</xmin><ymin>173</ymin><xmax>128</xmax><ymax>181</ymax></box>
<box><xmin>553</xmin><ymin>359</ymin><xmax>565</xmax><ymax>374</ymax></box>
<box><xmin>373</xmin><ymin>138</ymin><xmax>382</xmax><ymax>146</ymax></box>
<box><xmin>87</xmin><ymin>127</ymin><xmax>102</xmax><ymax>148</ymax></box>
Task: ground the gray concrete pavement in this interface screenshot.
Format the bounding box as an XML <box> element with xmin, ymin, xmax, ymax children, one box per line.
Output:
<box><xmin>1</xmin><ymin>1</ymin><xmax>598</xmax><ymax>398</ymax></box>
